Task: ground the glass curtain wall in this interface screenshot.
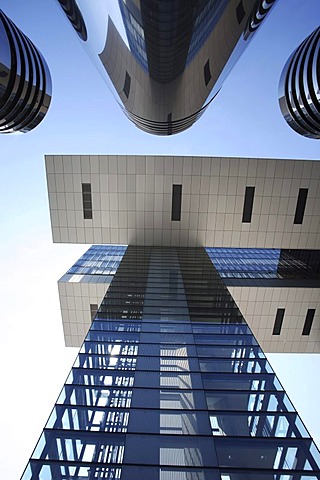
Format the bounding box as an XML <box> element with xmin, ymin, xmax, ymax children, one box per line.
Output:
<box><xmin>22</xmin><ymin>247</ymin><xmax>320</xmax><ymax>480</ymax></box>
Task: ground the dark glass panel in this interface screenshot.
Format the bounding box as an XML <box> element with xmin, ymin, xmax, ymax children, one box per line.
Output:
<box><xmin>171</xmin><ymin>184</ymin><xmax>182</xmax><ymax>221</ymax></box>
<box><xmin>242</xmin><ymin>186</ymin><xmax>255</xmax><ymax>223</ymax></box>
<box><xmin>131</xmin><ymin>388</ymin><xmax>208</xmax><ymax>410</ymax></box>
<box><xmin>302</xmin><ymin>308</ymin><xmax>315</xmax><ymax>335</ymax></box>
<box><xmin>202</xmin><ymin>372</ymin><xmax>282</xmax><ymax>391</ymax></box>
<box><xmin>273</xmin><ymin>308</ymin><xmax>285</xmax><ymax>335</ymax></box>
<box><xmin>46</xmin><ymin>405</ymin><xmax>129</xmax><ymax>432</ymax></box>
<box><xmin>124</xmin><ymin>434</ymin><xmax>218</xmax><ymax>467</ymax></box>
<box><xmin>294</xmin><ymin>188</ymin><xmax>308</xmax><ymax>224</ymax></box>
<box><xmin>199</xmin><ymin>358</ymin><xmax>273</xmax><ymax>374</ymax></box>
<box><xmin>32</xmin><ymin>430</ymin><xmax>125</xmax><ymax>463</ymax></box>
<box><xmin>209</xmin><ymin>412</ymin><xmax>308</xmax><ymax>437</ymax></box>
<box><xmin>205</xmin><ymin>391</ymin><xmax>295</xmax><ymax>412</ymax></box>
<box><xmin>197</xmin><ymin>345</ymin><xmax>265</xmax><ymax>359</ymax></box>
<box><xmin>57</xmin><ymin>385</ymin><xmax>133</xmax><ymax>408</ymax></box>
<box><xmin>215</xmin><ymin>438</ymin><xmax>320</xmax><ymax>470</ymax></box>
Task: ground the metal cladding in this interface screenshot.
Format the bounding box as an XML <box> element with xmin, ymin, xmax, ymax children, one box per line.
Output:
<box><xmin>55</xmin><ymin>0</ymin><xmax>277</xmax><ymax>136</ymax></box>
<box><xmin>0</xmin><ymin>9</ymin><xmax>52</xmax><ymax>134</ymax></box>
<box><xmin>279</xmin><ymin>27</ymin><xmax>320</xmax><ymax>139</ymax></box>
<box><xmin>244</xmin><ymin>0</ymin><xmax>276</xmax><ymax>40</ymax></box>
<box><xmin>56</xmin><ymin>0</ymin><xmax>87</xmax><ymax>41</ymax></box>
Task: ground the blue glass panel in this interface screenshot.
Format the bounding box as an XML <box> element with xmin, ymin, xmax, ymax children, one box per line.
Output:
<box><xmin>202</xmin><ymin>373</ymin><xmax>282</xmax><ymax>391</ymax></box>
<box><xmin>197</xmin><ymin>345</ymin><xmax>265</xmax><ymax>358</ymax></box>
<box><xmin>57</xmin><ymin>385</ymin><xmax>133</xmax><ymax>408</ymax></box>
<box><xmin>194</xmin><ymin>333</ymin><xmax>258</xmax><ymax>346</ymax></box>
<box><xmin>209</xmin><ymin>413</ymin><xmax>309</xmax><ymax>437</ymax></box>
<box><xmin>199</xmin><ymin>358</ymin><xmax>273</xmax><ymax>374</ymax></box>
<box><xmin>215</xmin><ymin>438</ymin><xmax>320</xmax><ymax>470</ymax></box>
<box><xmin>32</xmin><ymin>431</ymin><xmax>125</xmax><ymax>463</ymax></box>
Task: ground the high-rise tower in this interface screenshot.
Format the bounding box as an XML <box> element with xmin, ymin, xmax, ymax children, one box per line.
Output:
<box><xmin>55</xmin><ymin>0</ymin><xmax>277</xmax><ymax>134</ymax></box>
<box><xmin>20</xmin><ymin>153</ymin><xmax>320</xmax><ymax>478</ymax></box>
<box><xmin>22</xmin><ymin>246</ymin><xmax>320</xmax><ymax>479</ymax></box>
<box><xmin>0</xmin><ymin>9</ymin><xmax>52</xmax><ymax>133</ymax></box>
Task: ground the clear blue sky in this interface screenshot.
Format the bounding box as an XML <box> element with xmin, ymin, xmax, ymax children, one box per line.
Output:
<box><xmin>0</xmin><ymin>1</ymin><xmax>319</xmax><ymax>479</ymax></box>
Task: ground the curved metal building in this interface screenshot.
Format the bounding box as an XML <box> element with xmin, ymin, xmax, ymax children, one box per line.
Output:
<box><xmin>0</xmin><ymin>10</ymin><xmax>52</xmax><ymax>134</ymax></box>
<box><xmin>279</xmin><ymin>26</ymin><xmax>320</xmax><ymax>140</ymax></box>
<box><xmin>55</xmin><ymin>0</ymin><xmax>277</xmax><ymax>135</ymax></box>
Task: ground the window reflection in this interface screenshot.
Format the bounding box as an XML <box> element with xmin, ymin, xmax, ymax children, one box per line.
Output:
<box><xmin>205</xmin><ymin>391</ymin><xmax>294</xmax><ymax>412</ymax></box>
<box><xmin>209</xmin><ymin>413</ymin><xmax>308</xmax><ymax>438</ymax></box>
<box><xmin>47</xmin><ymin>406</ymin><xmax>129</xmax><ymax>433</ymax></box>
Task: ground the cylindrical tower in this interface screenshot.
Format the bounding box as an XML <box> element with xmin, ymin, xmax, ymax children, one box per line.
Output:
<box><xmin>54</xmin><ymin>0</ymin><xmax>277</xmax><ymax>135</ymax></box>
<box><xmin>0</xmin><ymin>9</ymin><xmax>52</xmax><ymax>134</ymax></box>
<box><xmin>279</xmin><ymin>27</ymin><xmax>320</xmax><ymax>139</ymax></box>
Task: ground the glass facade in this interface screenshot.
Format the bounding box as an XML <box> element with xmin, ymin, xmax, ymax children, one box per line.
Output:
<box><xmin>206</xmin><ymin>247</ymin><xmax>320</xmax><ymax>285</ymax></box>
<box><xmin>67</xmin><ymin>245</ymin><xmax>127</xmax><ymax>276</ymax></box>
<box><xmin>67</xmin><ymin>245</ymin><xmax>320</xmax><ymax>282</ymax></box>
<box><xmin>22</xmin><ymin>247</ymin><xmax>320</xmax><ymax>479</ymax></box>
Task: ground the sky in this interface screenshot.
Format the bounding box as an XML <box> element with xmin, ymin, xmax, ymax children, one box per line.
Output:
<box><xmin>0</xmin><ymin>1</ymin><xmax>319</xmax><ymax>478</ymax></box>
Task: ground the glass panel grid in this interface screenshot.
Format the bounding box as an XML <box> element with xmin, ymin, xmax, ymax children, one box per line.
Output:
<box><xmin>22</xmin><ymin>247</ymin><xmax>320</xmax><ymax>479</ymax></box>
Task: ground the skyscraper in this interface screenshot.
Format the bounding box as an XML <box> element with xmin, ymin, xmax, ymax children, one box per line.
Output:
<box><xmin>21</xmin><ymin>245</ymin><xmax>320</xmax><ymax>479</ymax></box>
<box><xmin>279</xmin><ymin>26</ymin><xmax>320</xmax><ymax>139</ymax></box>
<box><xmin>0</xmin><ymin>9</ymin><xmax>52</xmax><ymax>133</ymax></box>
<box><xmin>21</xmin><ymin>154</ymin><xmax>320</xmax><ymax>478</ymax></box>
<box><xmin>55</xmin><ymin>0</ymin><xmax>277</xmax><ymax>134</ymax></box>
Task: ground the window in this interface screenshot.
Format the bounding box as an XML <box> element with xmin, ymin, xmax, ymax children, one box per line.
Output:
<box><xmin>242</xmin><ymin>186</ymin><xmax>255</xmax><ymax>223</ymax></box>
<box><xmin>272</xmin><ymin>308</ymin><xmax>285</xmax><ymax>335</ymax></box>
<box><xmin>90</xmin><ymin>303</ymin><xmax>98</xmax><ymax>322</ymax></box>
<box><xmin>204</xmin><ymin>60</ymin><xmax>212</xmax><ymax>86</ymax></box>
<box><xmin>123</xmin><ymin>71</ymin><xmax>131</xmax><ymax>98</ymax></box>
<box><xmin>302</xmin><ymin>308</ymin><xmax>315</xmax><ymax>335</ymax></box>
<box><xmin>82</xmin><ymin>183</ymin><xmax>92</xmax><ymax>219</ymax></box>
<box><xmin>171</xmin><ymin>184</ymin><xmax>182</xmax><ymax>221</ymax></box>
<box><xmin>167</xmin><ymin>113</ymin><xmax>172</xmax><ymax>136</ymax></box>
<box><xmin>294</xmin><ymin>188</ymin><xmax>308</xmax><ymax>224</ymax></box>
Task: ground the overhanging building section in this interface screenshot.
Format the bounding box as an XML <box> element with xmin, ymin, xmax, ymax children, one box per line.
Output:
<box><xmin>59</xmin><ymin>245</ymin><xmax>320</xmax><ymax>353</ymax></box>
<box><xmin>46</xmin><ymin>155</ymin><xmax>320</xmax><ymax>249</ymax></box>
<box><xmin>47</xmin><ymin>155</ymin><xmax>320</xmax><ymax>353</ymax></box>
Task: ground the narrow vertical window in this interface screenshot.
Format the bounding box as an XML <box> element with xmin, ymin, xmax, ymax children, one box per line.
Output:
<box><xmin>302</xmin><ymin>309</ymin><xmax>315</xmax><ymax>335</ymax></box>
<box><xmin>272</xmin><ymin>308</ymin><xmax>285</xmax><ymax>335</ymax></box>
<box><xmin>242</xmin><ymin>186</ymin><xmax>255</xmax><ymax>223</ymax></box>
<box><xmin>171</xmin><ymin>184</ymin><xmax>182</xmax><ymax>221</ymax></box>
<box><xmin>204</xmin><ymin>60</ymin><xmax>212</xmax><ymax>86</ymax></box>
<box><xmin>294</xmin><ymin>188</ymin><xmax>308</xmax><ymax>224</ymax></box>
<box><xmin>167</xmin><ymin>113</ymin><xmax>172</xmax><ymax>136</ymax></box>
<box><xmin>123</xmin><ymin>71</ymin><xmax>131</xmax><ymax>98</ymax></box>
<box><xmin>82</xmin><ymin>183</ymin><xmax>93</xmax><ymax>219</ymax></box>
<box><xmin>236</xmin><ymin>1</ymin><xmax>246</xmax><ymax>24</ymax></box>
<box><xmin>90</xmin><ymin>303</ymin><xmax>98</xmax><ymax>322</ymax></box>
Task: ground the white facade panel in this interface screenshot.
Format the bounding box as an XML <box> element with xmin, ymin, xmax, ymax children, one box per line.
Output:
<box><xmin>46</xmin><ymin>155</ymin><xmax>320</xmax><ymax>249</ymax></box>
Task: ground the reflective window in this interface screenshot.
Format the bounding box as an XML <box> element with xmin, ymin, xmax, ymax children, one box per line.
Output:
<box><xmin>130</xmin><ymin>389</ymin><xmax>207</xmax><ymax>410</ymax></box>
<box><xmin>215</xmin><ymin>438</ymin><xmax>320</xmax><ymax>470</ymax></box>
<box><xmin>67</xmin><ymin>245</ymin><xmax>127</xmax><ymax>276</ymax></box>
<box><xmin>67</xmin><ymin>369</ymin><xmax>135</xmax><ymax>387</ymax></box>
<box><xmin>197</xmin><ymin>345</ymin><xmax>265</xmax><ymax>358</ymax></box>
<box><xmin>32</xmin><ymin>431</ymin><xmax>125</xmax><ymax>463</ymax></box>
<box><xmin>209</xmin><ymin>413</ymin><xmax>308</xmax><ymax>437</ymax></box>
<box><xmin>202</xmin><ymin>373</ymin><xmax>282</xmax><ymax>391</ymax></box>
<box><xmin>205</xmin><ymin>391</ymin><xmax>294</xmax><ymax>412</ymax></box>
<box><xmin>200</xmin><ymin>358</ymin><xmax>273</xmax><ymax>374</ymax></box>
<box><xmin>47</xmin><ymin>406</ymin><xmax>130</xmax><ymax>432</ymax></box>
<box><xmin>194</xmin><ymin>333</ymin><xmax>257</xmax><ymax>346</ymax></box>
<box><xmin>124</xmin><ymin>434</ymin><xmax>218</xmax><ymax>467</ymax></box>
<box><xmin>57</xmin><ymin>385</ymin><xmax>133</xmax><ymax>408</ymax></box>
